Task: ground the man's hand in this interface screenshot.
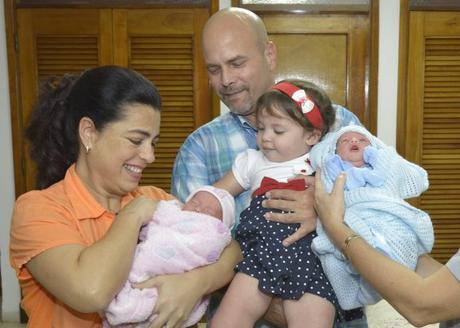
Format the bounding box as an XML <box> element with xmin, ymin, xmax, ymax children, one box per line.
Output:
<box><xmin>263</xmin><ymin>176</ymin><xmax>317</xmax><ymax>247</ymax></box>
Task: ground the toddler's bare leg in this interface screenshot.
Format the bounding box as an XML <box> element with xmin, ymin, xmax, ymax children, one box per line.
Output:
<box><xmin>283</xmin><ymin>293</ymin><xmax>335</xmax><ymax>328</ymax></box>
<box><xmin>210</xmin><ymin>273</ymin><xmax>271</xmax><ymax>327</ymax></box>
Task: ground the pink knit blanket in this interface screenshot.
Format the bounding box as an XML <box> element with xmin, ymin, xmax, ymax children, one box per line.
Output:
<box><xmin>104</xmin><ymin>200</ymin><xmax>232</xmax><ymax>327</ymax></box>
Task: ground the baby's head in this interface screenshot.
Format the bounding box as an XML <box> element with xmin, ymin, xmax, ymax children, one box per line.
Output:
<box><xmin>254</xmin><ymin>79</ymin><xmax>336</xmax><ymax>162</ymax></box>
<box><xmin>183</xmin><ymin>186</ymin><xmax>235</xmax><ymax>228</ymax></box>
<box><xmin>336</xmin><ymin>131</ymin><xmax>371</xmax><ymax>167</ymax></box>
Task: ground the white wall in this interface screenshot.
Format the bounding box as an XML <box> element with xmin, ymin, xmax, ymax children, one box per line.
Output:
<box><xmin>0</xmin><ymin>0</ymin><xmax>21</xmax><ymax>323</ymax></box>
<box><xmin>377</xmin><ymin>0</ymin><xmax>400</xmax><ymax>146</ymax></box>
<box><xmin>0</xmin><ymin>0</ymin><xmax>400</xmax><ymax>321</ymax></box>
<box><xmin>219</xmin><ymin>0</ymin><xmax>232</xmax><ymax>114</ymax></box>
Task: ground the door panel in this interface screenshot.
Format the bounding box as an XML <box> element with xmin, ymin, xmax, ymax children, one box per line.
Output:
<box><xmin>17</xmin><ymin>8</ymin><xmax>113</xmax><ymax>192</ymax></box>
<box><xmin>113</xmin><ymin>9</ymin><xmax>210</xmax><ymax>191</ymax></box>
<box><xmin>405</xmin><ymin>11</ymin><xmax>460</xmax><ymax>263</ymax></box>
<box><xmin>272</xmin><ymin>33</ymin><xmax>348</xmax><ymax>105</ymax></box>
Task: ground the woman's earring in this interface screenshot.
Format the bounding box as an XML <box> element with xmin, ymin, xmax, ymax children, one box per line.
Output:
<box><xmin>85</xmin><ymin>145</ymin><xmax>91</xmax><ymax>154</ymax></box>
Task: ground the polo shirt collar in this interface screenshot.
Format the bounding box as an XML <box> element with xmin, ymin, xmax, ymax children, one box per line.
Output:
<box><xmin>64</xmin><ymin>165</ymin><xmax>135</xmax><ymax>220</ymax></box>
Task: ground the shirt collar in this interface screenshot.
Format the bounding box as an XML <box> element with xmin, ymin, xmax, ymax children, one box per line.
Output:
<box><xmin>234</xmin><ymin>113</ymin><xmax>257</xmax><ymax>133</ymax></box>
<box><xmin>64</xmin><ymin>165</ymin><xmax>135</xmax><ymax>220</ymax></box>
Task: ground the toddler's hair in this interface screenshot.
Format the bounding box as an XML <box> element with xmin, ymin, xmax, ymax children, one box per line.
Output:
<box><xmin>256</xmin><ymin>79</ymin><xmax>335</xmax><ymax>136</ymax></box>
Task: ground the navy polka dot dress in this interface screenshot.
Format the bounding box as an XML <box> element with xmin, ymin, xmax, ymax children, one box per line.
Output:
<box><xmin>235</xmin><ymin>193</ymin><xmax>339</xmax><ymax>306</ymax></box>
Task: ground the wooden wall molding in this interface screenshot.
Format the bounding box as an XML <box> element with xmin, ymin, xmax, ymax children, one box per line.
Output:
<box><xmin>15</xmin><ymin>0</ymin><xmax>209</xmax><ymax>8</ymax></box>
<box><xmin>5</xmin><ymin>0</ymin><xmax>25</xmax><ymax>196</ymax></box>
<box><xmin>236</xmin><ymin>0</ymin><xmax>370</xmax><ymax>14</ymax></box>
<box><xmin>409</xmin><ymin>0</ymin><xmax>460</xmax><ymax>11</ymax></box>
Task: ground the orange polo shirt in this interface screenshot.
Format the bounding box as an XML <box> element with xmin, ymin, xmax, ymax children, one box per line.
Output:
<box><xmin>10</xmin><ymin>165</ymin><xmax>174</xmax><ymax>328</ymax></box>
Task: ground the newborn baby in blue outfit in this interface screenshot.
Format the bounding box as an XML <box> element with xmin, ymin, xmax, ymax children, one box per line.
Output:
<box><xmin>310</xmin><ymin>125</ymin><xmax>434</xmax><ymax>310</ymax></box>
<box><xmin>324</xmin><ymin>130</ymin><xmax>385</xmax><ymax>190</ymax></box>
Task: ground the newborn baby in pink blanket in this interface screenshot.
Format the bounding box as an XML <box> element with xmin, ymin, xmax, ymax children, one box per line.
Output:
<box><xmin>103</xmin><ymin>186</ymin><xmax>235</xmax><ymax>327</ymax></box>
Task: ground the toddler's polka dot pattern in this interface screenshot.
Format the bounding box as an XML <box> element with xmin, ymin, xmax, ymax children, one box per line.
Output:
<box><xmin>235</xmin><ymin>194</ymin><xmax>338</xmax><ymax>305</ymax></box>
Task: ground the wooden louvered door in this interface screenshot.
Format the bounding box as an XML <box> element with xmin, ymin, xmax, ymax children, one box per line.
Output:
<box><xmin>16</xmin><ymin>8</ymin><xmax>114</xmax><ymax>192</ymax></box>
<box><xmin>15</xmin><ymin>7</ymin><xmax>211</xmax><ymax>195</ymax></box>
<box><xmin>405</xmin><ymin>11</ymin><xmax>460</xmax><ymax>263</ymax></box>
<box><xmin>113</xmin><ymin>9</ymin><xmax>210</xmax><ymax>192</ymax></box>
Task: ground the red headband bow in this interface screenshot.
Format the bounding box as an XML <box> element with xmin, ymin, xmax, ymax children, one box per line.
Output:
<box><xmin>272</xmin><ymin>82</ymin><xmax>324</xmax><ymax>130</ymax></box>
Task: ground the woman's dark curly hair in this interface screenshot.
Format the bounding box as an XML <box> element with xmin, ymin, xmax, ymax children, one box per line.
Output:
<box><xmin>255</xmin><ymin>79</ymin><xmax>335</xmax><ymax>136</ymax></box>
<box><xmin>26</xmin><ymin>65</ymin><xmax>162</xmax><ymax>190</ymax></box>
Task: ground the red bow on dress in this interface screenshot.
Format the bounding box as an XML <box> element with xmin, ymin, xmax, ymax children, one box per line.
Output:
<box><xmin>252</xmin><ymin>176</ymin><xmax>307</xmax><ymax>198</ymax></box>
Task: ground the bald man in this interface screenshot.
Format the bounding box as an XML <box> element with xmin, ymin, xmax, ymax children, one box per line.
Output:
<box><xmin>202</xmin><ymin>8</ymin><xmax>276</xmax><ymax>123</ymax></box>
<box><xmin>172</xmin><ymin>7</ymin><xmax>366</xmax><ymax>327</ymax></box>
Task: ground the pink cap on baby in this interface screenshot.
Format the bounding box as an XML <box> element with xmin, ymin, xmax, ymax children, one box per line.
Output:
<box><xmin>186</xmin><ymin>186</ymin><xmax>235</xmax><ymax>229</ymax></box>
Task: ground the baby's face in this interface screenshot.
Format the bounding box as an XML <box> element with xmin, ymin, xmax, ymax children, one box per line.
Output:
<box><xmin>183</xmin><ymin>191</ymin><xmax>223</xmax><ymax>219</ymax></box>
<box><xmin>336</xmin><ymin>132</ymin><xmax>370</xmax><ymax>167</ymax></box>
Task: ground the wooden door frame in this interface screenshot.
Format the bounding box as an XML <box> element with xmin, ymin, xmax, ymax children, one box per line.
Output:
<box><xmin>5</xmin><ymin>0</ymin><xmax>24</xmax><ymax>197</ymax></box>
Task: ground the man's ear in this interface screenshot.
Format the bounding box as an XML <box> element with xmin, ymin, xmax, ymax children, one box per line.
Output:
<box><xmin>265</xmin><ymin>40</ymin><xmax>277</xmax><ymax>71</ymax></box>
<box><xmin>78</xmin><ymin>117</ymin><xmax>96</xmax><ymax>151</ymax></box>
<box><xmin>306</xmin><ymin>129</ymin><xmax>322</xmax><ymax>146</ymax></box>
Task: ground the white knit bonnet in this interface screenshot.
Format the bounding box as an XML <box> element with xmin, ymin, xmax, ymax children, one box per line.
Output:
<box><xmin>186</xmin><ymin>186</ymin><xmax>235</xmax><ymax>229</ymax></box>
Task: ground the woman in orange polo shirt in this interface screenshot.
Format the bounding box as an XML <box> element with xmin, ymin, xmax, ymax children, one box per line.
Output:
<box><xmin>9</xmin><ymin>65</ymin><xmax>241</xmax><ymax>328</ymax></box>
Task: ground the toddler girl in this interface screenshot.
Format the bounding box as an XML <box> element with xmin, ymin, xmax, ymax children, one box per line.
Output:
<box><xmin>212</xmin><ymin>80</ymin><xmax>340</xmax><ymax>327</ymax></box>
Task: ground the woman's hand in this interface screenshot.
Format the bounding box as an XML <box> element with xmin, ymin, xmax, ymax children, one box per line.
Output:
<box><xmin>314</xmin><ymin>169</ymin><xmax>346</xmax><ymax>231</ymax></box>
<box><xmin>134</xmin><ymin>272</ymin><xmax>204</xmax><ymax>328</ymax></box>
<box><xmin>119</xmin><ymin>196</ymin><xmax>159</xmax><ymax>226</ymax></box>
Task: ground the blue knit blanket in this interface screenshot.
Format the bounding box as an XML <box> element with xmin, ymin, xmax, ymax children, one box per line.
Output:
<box><xmin>310</xmin><ymin>125</ymin><xmax>434</xmax><ymax>310</ymax></box>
